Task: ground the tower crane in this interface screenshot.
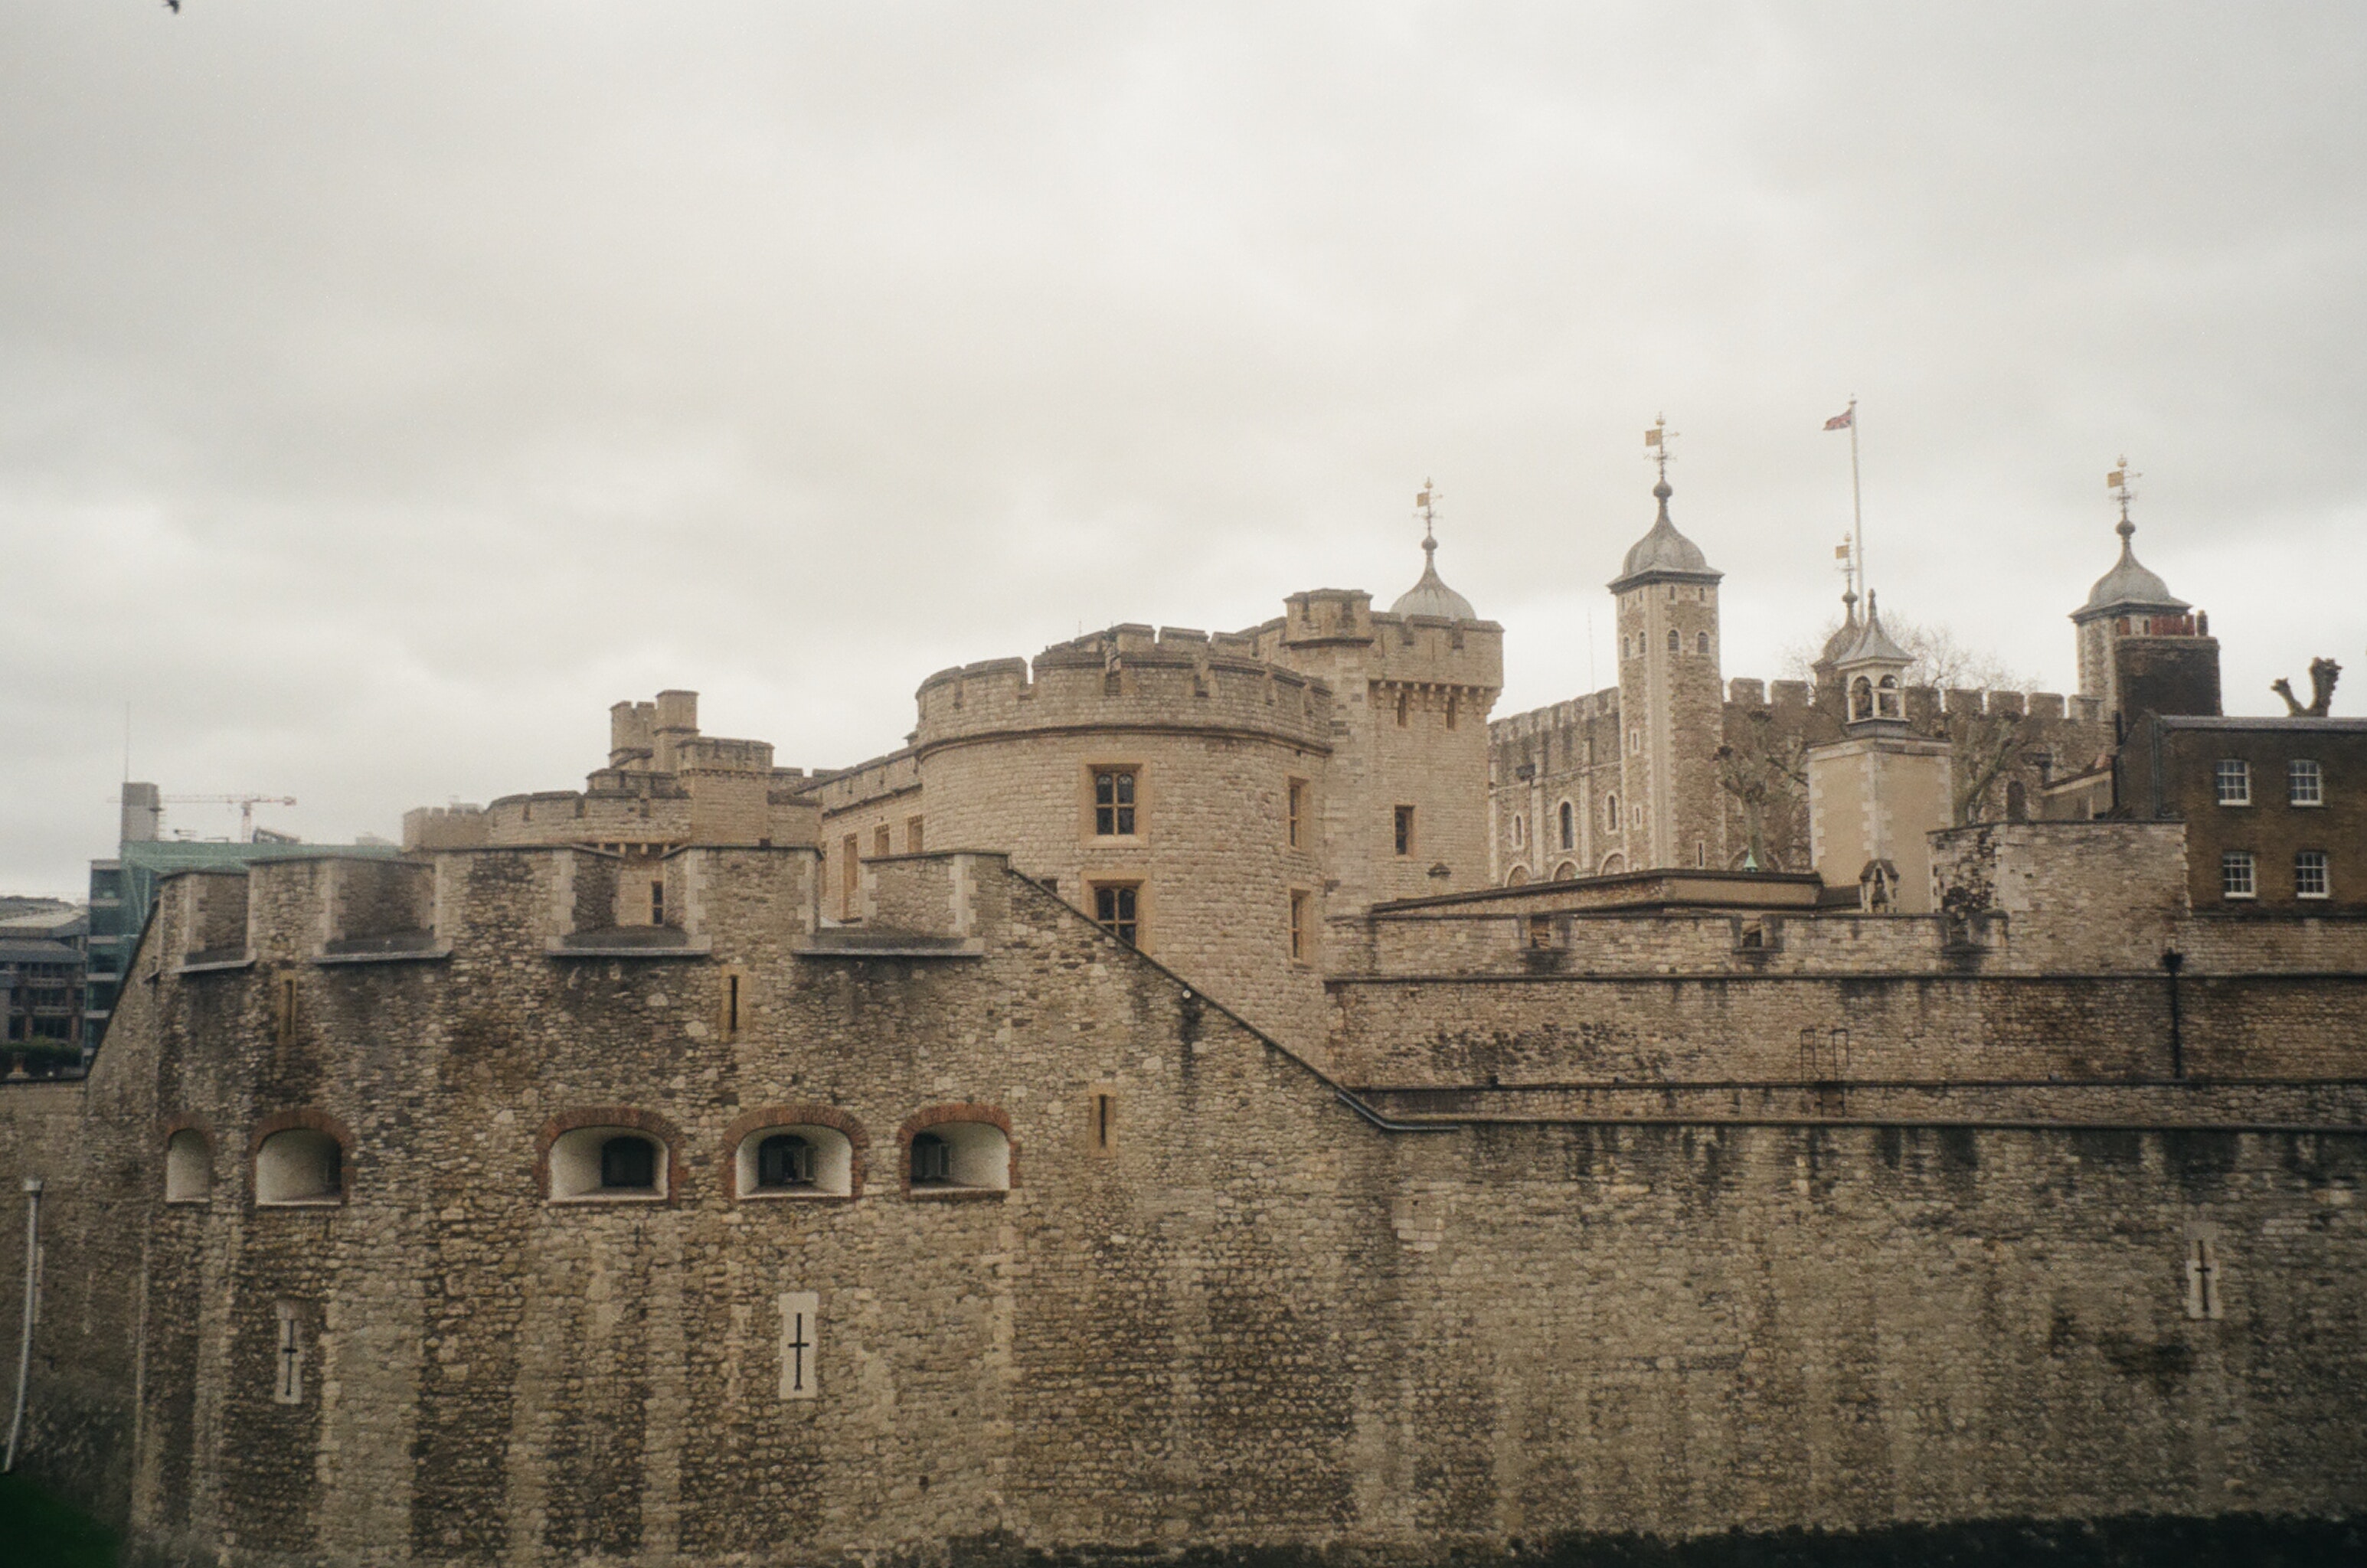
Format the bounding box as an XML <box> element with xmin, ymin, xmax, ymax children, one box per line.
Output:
<box><xmin>161</xmin><ymin>794</ymin><xmax>297</xmax><ymax>842</ymax></box>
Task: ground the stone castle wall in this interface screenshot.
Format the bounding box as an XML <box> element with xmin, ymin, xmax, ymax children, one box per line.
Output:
<box><xmin>5</xmin><ymin>847</ymin><xmax>2363</xmax><ymax>1563</ymax></box>
<box><xmin>1489</xmin><ymin>688</ymin><xmax>1626</xmax><ymax>880</ymax></box>
<box><xmin>1491</xmin><ymin>677</ymin><xmax>2117</xmax><ymax>885</ymax></box>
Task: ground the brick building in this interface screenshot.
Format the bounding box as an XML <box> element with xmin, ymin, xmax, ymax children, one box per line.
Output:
<box><xmin>2124</xmin><ymin>715</ymin><xmax>2367</xmax><ymax>910</ymax></box>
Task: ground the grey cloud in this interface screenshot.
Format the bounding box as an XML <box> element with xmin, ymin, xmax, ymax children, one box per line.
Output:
<box><xmin>2</xmin><ymin>2</ymin><xmax>2362</xmax><ymax>889</ymax></box>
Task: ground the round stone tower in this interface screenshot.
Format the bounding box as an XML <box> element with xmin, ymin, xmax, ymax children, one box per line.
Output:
<box><xmin>910</xmin><ymin>626</ymin><xmax>1335</xmax><ymax>1044</ymax></box>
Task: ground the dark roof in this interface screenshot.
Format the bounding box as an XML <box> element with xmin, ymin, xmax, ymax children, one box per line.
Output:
<box><xmin>2077</xmin><ymin>521</ymin><xmax>2188</xmax><ymax>617</ymax></box>
<box><xmin>1388</xmin><ymin>535</ymin><xmax>1477</xmax><ymax>621</ymax></box>
<box><xmin>2157</xmin><ymin>716</ymin><xmax>2367</xmax><ymax>733</ymax></box>
<box><xmin>1608</xmin><ymin>481</ymin><xmax>1720</xmax><ymax>591</ymax></box>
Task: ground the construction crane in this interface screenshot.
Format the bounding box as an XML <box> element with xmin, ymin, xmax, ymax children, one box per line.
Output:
<box><xmin>162</xmin><ymin>794</ymin><xmax>297</xmax><ymax>843</ymax></box>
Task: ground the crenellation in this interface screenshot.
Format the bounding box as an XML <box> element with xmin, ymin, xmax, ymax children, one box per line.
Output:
<box><xmin>914</xmin><ymin>635</ymin><xmax>1333</xmax><ymax>755</ymax></box>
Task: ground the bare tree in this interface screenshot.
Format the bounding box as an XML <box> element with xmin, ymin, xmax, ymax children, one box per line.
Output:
<box><xmin>1789</xmin><ymin>612</ymin><xmax>2035</xmax><ymax>692</ymax></box>
<box><xmin>1950</xmin><ymin>714</ymin><xmax>2033</xmax><ymax>824</ymax></box>
<box><xmin>1787</xmin><ymin>613</ymin><xmax>2040</xmax><ymax>824</ymax></box>
<box><xmin>2273</xmin><ymin>658</ymin><xmax>2341</xmax><ymax>717</ymax></box>
<box><xmin>1714</xmin><ymin>710</ymin><xmax>1807</xmax><ymax>870</ymax></box>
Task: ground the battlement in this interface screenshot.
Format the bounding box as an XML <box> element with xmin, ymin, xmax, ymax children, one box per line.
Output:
<box><xmin>149</xmin><ymin>845</ymin><xmax>823</xmax><ymax>968</ymax></box>
<box><xmin>403</xmin><ymin>802</ymin><xmax>489</xmax><ymax>851</ymax></box>
<box><xmin>404</xmin><ymin>691</ymin><xmax>819</xmax><ymax>853</ymax></box>
<box><xmin>801</xmin><ymin>851</ymin><xmax>1013</xmax><ymax>956</ymax></box>
<box><xmin>1491</xmin><ymin>687</ymin><xmax>1621</xmax><ymax>743</ymax></box>
<box><xmin>1496</xmin><ymin>669</ymin><xmax>2108</xmax><ymax>755</ymax></box>
<box><xmin>675</xmin><ymin>735</ymin><xmax>776</xmax><ymax>775</ymax></box>
<box><xmin>913</xmin><ymin>626</ymin><xmax>1335</xmax><ymax>754</ymax></box>
<box><xmin>609</xmin><ymin>688</ymin><xmax>702</xmax><ymax>770</ymax></box>
<box><xmin>804</xmin><ymin>749</ymin><xmax>921</xmax><ymax>814</ymax></box>
<box><xmin>1253</xmin><ymin>593</ymin><xmax>1505</xmax><ymax>693</ymax></box>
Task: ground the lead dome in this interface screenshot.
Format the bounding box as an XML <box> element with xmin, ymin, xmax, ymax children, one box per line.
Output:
<box><xmin>1609</xmin><ymin>479</ymin><xmax>1721</xmax><ymax>591</ymax></box>
<box><xmin>2080</xmin><ymin>517</ymin><xmax>2189</xmax><ymax>616</ymax></box>
<box><xmin>1390</xmin><ymin>531</ymin><xmax>1476</xmax><ymax>621</ymax></box>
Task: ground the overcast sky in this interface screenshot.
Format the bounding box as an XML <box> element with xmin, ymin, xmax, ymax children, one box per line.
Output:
<box><xmin>4</xmin><ymin>4</ymin><xmax>2362</xmax><ymax>893</ymax></box>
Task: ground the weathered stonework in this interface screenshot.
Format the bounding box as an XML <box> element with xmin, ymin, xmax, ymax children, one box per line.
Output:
<box><xmin>4</xmin><ymin>501</ymin><xmax>2362</xmax><ymax>1566</ymax></box>
<box><xmin>6</xmin><ymin>839</ymin><xmax>2363</xmax><ymax>1566</ymax></box>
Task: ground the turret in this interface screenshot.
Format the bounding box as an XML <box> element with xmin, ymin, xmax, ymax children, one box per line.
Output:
<box><xmin>1806</xmin><ymin>590</ymin><xmax>1953</xmax><ymax>913</ymax></box>
<box><xmin>1832</xmin><ymin>591</ymin><xmax>1914</xmax><ymax>730</ymax></box>
<box><xmin>1264</xmin><ymin>483</ymin><xmax>1502</xmax><ymax>910</ymax></box>
<box><xmin>2071</xmin><ymin>462</ymin><xmax>2206</xmax><ymax>721</ymax></box>
<box><xmin>1607</xmin><ymin>430</ymin><xmax>1726</xmax><ymax>871</ymax></box>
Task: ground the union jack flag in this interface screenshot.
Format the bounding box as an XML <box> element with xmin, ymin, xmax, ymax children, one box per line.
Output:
<box><xmin>1823</xmin><ymin>408</ymin><xmax>1853</xmax><ymax>431</ymax></box>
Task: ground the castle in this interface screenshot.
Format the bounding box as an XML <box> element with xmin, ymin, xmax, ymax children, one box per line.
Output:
<box><xmin>2</xmin><ymin>463</ymin><xmax>2362</xmax><ymax>1566</ymax></box>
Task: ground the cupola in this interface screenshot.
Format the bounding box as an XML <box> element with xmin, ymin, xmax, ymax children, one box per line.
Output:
<box><xmin>2076</xmin><ymin>518</ymin><xmax>2189</xmax><ymax>623</ymax></box>
<box><xmin>1812</xmin><ymin>587</ymin><xmax>1862</xmax><ymax>684</ymax></box>
<box><xmin>2073</xmin><ymin>462</ymin><xmax>2189</xmax><ymax>627</ymax></box>
<box><xmin>1607</xmin><ymin>477</ymin><xmax>1721</xmax><ymax>594</ymax></box>
<box><xmin>1833</xmin><ymin>590</ymin><xmax>1913</xmax><ymax>729</ymax></box>
<box><xmin>1389</xmin><ymin>480</ymin><xmax>1477</xmax><ymax>621</ymax></box>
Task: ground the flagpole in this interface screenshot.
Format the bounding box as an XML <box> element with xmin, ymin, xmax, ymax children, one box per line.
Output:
<box><xmin>1847</xmin><ymin>396</ymin><xmax>1862</xmax><ymax>594</ymax></box>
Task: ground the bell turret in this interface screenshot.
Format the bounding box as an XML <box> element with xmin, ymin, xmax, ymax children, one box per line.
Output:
<box><xmin>1832</xmin><ymin>590</ymin><xmax>1913</xmax><ymax>730</ymax></box>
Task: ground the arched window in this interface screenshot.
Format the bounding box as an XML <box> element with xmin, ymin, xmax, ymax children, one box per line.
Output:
<box><xmin>1558</xmin><ymin>801</ymin><xmax>1574</xmax><ymax>850</ymax></box>
<box><xmin>544</xmin><ymin>1121</ymin><xmax>672</xmax><ymax>1202</ymax></box>
<box><xmin>1850</xmin><ymin>676</ymin><xmax>1874</xmax><ymax>720</ymax></box>
<box><xmin>761</xmin><ymin>1135</ymin><xmax>812</xmax><ymax>1187</ymax></box>
<box><xmin>255</xmin><ymin>1129</ymin><xmax>342</xmax><ymax>1206</ymax></box>
<box><xmin>1551</xmin><ymin>861</ymin><xmax>1578</xmax><ymax>881</ymax></box>
<box><xmin>165</xmin><ymin>1128</ymin><xmax>212</xmax><ymax>1205</ymax></box>
<box><xmin>1667</xmin><ymin>629</ymin><xmax>1679</xmax><ymax>653</ymax></box>
<box><xmin>1511</xmin><ymin>814</ymin><xmax>1524</xmax><ymax>848</ymax></box>
<box><xmin>1598</xmin><ymin>852</ymin><xmax>1627</xmax><ymax>875</ymax></box>
<box><xmin>1604</xmin><ymin>794</ymin><xmax>1619</xmax><ymax>833</ymax></box>
<box><xmin>1506</xmin><ymin>865</ymin><xmax>1530</xmax><ymax>886</ymax></box>
<box><xmin>601</xmin><ymin>1137</ymin><xmax>656</xmax><ymax>1189</ymax></box>
<box><xmin>731</xmin><ymin>1113</ymin><xmax>860</xmax><ymax>1200</ymax></box>
<box><xmin>902</xmin><ymin>1109</ymin><xmax>1013</xmax><ymax>1195</ymax></box>
<box><xmin>1697</xmin><ymin>632</ymin><xmax>1710</xmax><ymax>655</ymax></box>
<box><xmin>1876</xmin><ymin>675</ymin><xmax>1902</xmax><ymax>720</ymax></box>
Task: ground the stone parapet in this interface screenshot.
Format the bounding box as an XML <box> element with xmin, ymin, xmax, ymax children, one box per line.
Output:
<box><xmin>914</xmin><ymin>629</ymin><xmax>1334</xmax><ymax>756</ymax></box>
<box><xmin>1355</xmin><ymin>1078</ymin><xmax>2367</xmax><ymax>1127</ymax></box>
<box><xmin>1326</xmin><ymin>969</ymin><xmax>2367</xmax><ymax>1087</ymax></box>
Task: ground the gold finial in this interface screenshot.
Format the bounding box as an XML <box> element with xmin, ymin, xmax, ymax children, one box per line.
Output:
<box><xmin>1644</xmin><ymin>414</ymin><xmax>1676</xmax><ymax>484</ymax></box>
<box><xmin>2108</xmin><ymin>456</ymin><xmax>2141</xmax><ymax>539</ymax></box>
<box><xmin>1414</xmin><ymin>478</ymin><xmax>1440</xmax><ymax>560</ymax></box>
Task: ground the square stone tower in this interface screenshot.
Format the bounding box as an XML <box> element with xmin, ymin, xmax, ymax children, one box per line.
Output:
<box><xmin>1806</xmin><ymin>595</ymin><xmax>1954</xmax><ymax>913</ymax></box>
<box><xmin>1265</xmin><ymin>524</ymin><xmax>1502</xmax><ymax>913</ymax></box>
<box><xmin>1609</xmin><ymin>475</ymin><xmax>1728</xmax><ymax>872</ymax></box>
